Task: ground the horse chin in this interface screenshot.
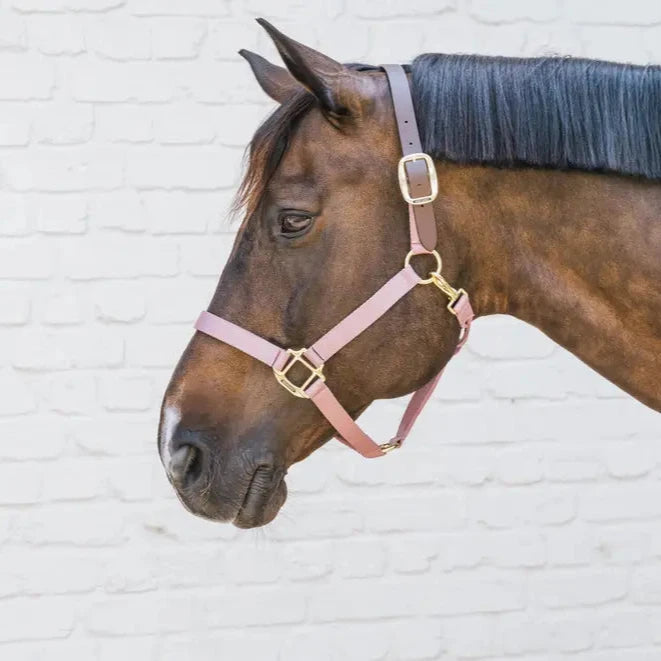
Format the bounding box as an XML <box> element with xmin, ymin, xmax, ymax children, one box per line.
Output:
<box><xmin>173</xmin><ymin>466</ymin><xmax>288</xmax><ymax>528</ymax></box>
<box><xmin>233</xmin><ymin>475</ymin><xmax>288</xmax><ymax>529</ymax></box>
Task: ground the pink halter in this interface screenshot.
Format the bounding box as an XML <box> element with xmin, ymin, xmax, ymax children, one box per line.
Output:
<box><xmin>194</xmin><ymin>65</ymin><xmax>474</xmax><ymax>459</ymax></box>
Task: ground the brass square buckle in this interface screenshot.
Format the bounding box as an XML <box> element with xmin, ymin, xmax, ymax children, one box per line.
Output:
<box><xmin>273</xmin><ymin>348</ymin><xmax>325</xmax><ymax>399</ymax></box>
<box><xmin>397</xmin><ymin>152</ymin><xmax>438</xmax><ymax>205</ymax></box>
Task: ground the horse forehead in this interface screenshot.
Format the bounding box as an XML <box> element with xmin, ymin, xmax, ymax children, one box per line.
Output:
<box><xmin>282</xmin><ymin>111</ymin><xmax>375</xmax><ymax>178</ymax></box>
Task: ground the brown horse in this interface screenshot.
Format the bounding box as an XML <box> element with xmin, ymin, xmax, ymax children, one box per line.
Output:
<box><xmin>159</xmin><ymin>20</ymin><xmax>661</xmax><ymax>528</ymax></box>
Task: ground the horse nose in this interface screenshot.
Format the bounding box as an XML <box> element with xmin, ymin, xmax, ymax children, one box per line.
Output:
<box><xmin>167</xmin><ymin>443</ymin><xmax>204</xmax><ymax>489</ymax></box>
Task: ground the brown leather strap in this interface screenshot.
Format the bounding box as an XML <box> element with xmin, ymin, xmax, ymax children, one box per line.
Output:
<box><xmin>382</xmin><ymin>64</ymin><xmax>438</xmax><ymax>252</ymax></box>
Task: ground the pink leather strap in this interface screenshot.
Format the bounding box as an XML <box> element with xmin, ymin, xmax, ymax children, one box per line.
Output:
<box><xmin>307</xmin><ymin>266</ymin><xmax>419</xmax><ymax>364</ymax></box>
<box><xmin>383</xmin><ymin>64</ymin><xmax>438</xmax><ymax>252</ymax></box>
<box><xmin>195</xmin><ymin>312</ymin><xmax>288</xmax><ymax>371</ymax></box>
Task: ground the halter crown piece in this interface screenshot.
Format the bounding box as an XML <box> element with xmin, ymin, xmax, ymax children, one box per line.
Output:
<box><xmin>194</xmin><ymin>65</ymin><xmax>474</xmax><ymax>459</ymax></box>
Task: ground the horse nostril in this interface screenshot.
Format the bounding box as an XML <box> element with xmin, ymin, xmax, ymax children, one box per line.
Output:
<box><xmin>168</xmin><ymin>444</ymin><xmax>201</xmax><ymax>488</ymax></box>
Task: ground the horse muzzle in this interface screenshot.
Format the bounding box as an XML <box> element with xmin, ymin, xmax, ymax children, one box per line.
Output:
<box><xmin>159</xmin><ymin>412</ymin><xmax>288</xmax><ymax>527</ymax></box>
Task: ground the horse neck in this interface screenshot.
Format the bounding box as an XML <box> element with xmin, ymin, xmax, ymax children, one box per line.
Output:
<box><xmin>439</xmin><ymin>163</ymin><xmax>661</xmax><ymax>412</ymax></box>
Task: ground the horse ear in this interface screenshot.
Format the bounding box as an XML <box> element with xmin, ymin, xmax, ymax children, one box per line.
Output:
<box><xmin>238</xmin><ymin>49</ymin><xmax>302</xmax><ymax>104</ymax></box>
<box><xmin>256</xmin><ymin>18</ymin><xmax>359</xmax><ymax>118</ymax></box>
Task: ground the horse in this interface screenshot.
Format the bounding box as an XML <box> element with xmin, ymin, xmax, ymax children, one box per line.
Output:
<box><xmin>158</xmin><ymin>19</ymin><xmax>661</xmax><ymax>528</ymax></box>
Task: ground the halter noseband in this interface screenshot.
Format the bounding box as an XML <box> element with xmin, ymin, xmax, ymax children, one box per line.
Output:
<box><xmin>194</xmin><ymin>65</ymin><xmax>474</xmax><ymax>459</ymax></box>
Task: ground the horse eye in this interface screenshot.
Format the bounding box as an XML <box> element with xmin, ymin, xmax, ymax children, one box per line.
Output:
<box><xmin>279</xmin><ymin>212</ymin><xmax>313</xmax><ymax>237</ymax></box>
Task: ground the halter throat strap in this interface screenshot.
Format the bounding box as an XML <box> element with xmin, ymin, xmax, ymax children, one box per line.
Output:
<box><xmin>193</xmin><ymin>64</ymin><xmax>473</xmax><ymax>459</ymax></box>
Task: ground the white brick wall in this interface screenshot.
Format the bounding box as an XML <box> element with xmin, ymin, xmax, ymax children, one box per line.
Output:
<box><xmin>1</xmin><ymin>0</ymin><xmax>661</xmax><ymax>658</ymax></box>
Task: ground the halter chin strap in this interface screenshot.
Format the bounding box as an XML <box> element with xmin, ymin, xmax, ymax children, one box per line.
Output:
<box><xmin>194</xmin><ymin>64</ymin><xmax>474</xmax><ymax>459</ymax></box>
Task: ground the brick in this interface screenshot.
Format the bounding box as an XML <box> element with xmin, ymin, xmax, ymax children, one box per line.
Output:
<box><xmin>13</xmin><ymin>327</ymin><xmax>123</xmax><ymax>369</ymax></box>
<box><xmin>0</xmin><ymin>55</ymin><xmax>53</xmax><ymax>100</ymax></box>
<box><xmin>33</xmin><ymin>102</ymin><xmax>93</xmax><ymax>145</ymax></box>
<box><xmin>143</xmin><ymin>191</ymin><xmax>221</xmax><ymax>235</ymax></box>
<box><xmin>100</xmin><ymin>374</ymin><xmax>152</xmax><ymax>410</ymax></box>
<box><xmin>42</xmin><ymin>456</ymin><xmax>107</xmax><ymax>500</ymax></box>
<box><xmin>214</xmin><ymin>103</ymin><xmax>274</xmax><ymax>147</ymax></box>
<box><xmin>0</xmin><ymin>289</ymin><xmax>30</xmax><ymax>324</ymax></box>
<box><xmin>160</xmin><ymin>635</ymin><xmax>279</xmax><ymax>661</ymax></box>
<box><xmin>151</xmin><ymin>18</ymin><xmax>207</xmax><ymax>59</ymax></box>
<box><xmin>204</xmin><ymin>587</ymin><xmax>306</xmax><ymax>627</ymax></box>
<box><xmin>154</xmin><ymin>103</ymin><xmax>217</xmax><ymax>145</ymax></box>
<box><xmin>125</xmin><ymin>325</ymin><xmax>190</xmax><ymax>367</ymax></box>
<box><xmin>632</xmin><ymin>567</ymin><xmax>661</xmax><ymax>604</ymax></box>
<box><xmin>0</xmin><ymin>192</ymin><xmax>30</xmax><ymax>234</ymax></box>
<box><xmin>46</xmin><ymin>372</ymin><xmax>96</xmax><ymax>413</ymax></box>
<box><xmin>580</xmin><ymin>26</ymin><xmax>651</xmax><ymax>63</ymax></box>
<box><xmin>605</xmin><ymin>440</ymin><xmax>658</xmax><ymax>478</ymax></box>
<box><xmin>531</xmin><ymin>570</ymin><xmax>628</xmax><ymax>608</ymax></box>
<box><xmin>59</xmin><ymin>236</ymin><xmax>178</xmax><ymax>279</ymax></box>
<box><xmin>0</xmin><ymin>641</ymin><xmax>98</xmax><ymax>661</ymax></box>
<box><xmin>86</xmin><ymin>593</ymin><xmax>199</xmax><ymax>635</ymax></box>
<box><xmin>106</xmin><ymin>455</ymin><xmax>165</xmax><ymax>501</ymax></box>
<box><xmin>187</xmin><ymin>60</ymin><xmax>267</xmax><ymax>104</ymax></box>
<box><xmin>145</xmin><ymin>278</ymin><xmax>210</xmax><ymax>323</ymax></box>
<box><xmin>11</xmin><ymin>549</ymin><xmax>104</xmax><ymax>594</ymax></box>
<box><xmin>472</xmin><ymin>487</ymin><xmax>576</xmax><ymax>528</ymax></box>
<box><xmin>5</xmin><ymin>149</ymin><xmax>123</xmax><ymax>192</ymax></box>
<box><xmin>35</xmin><ymin>194</ymin><xmax>88</xmax><ymax>234</ymax></box>
<box><xmin>363</xmin><ymin>493</ymin><xmax>467</xmax><ymax>532</ymax></box>
<box><xmin>353</xmin><ymin>0</ymin><xmax>455</xmax><ymax>18</ymax></box>
<box><xmin>20</xmin><ymin>503</ymin><xmax>126</xmax><ymax>546</ymax></box>
<box><xmin>223</xmin><ymin>544</ymin><xmax>283</xmax><ymax>584</ymax></box>
<box><xmin>126</xmin><ymin>147</ymin><xmax>238</xmax><ymax>190</ymax></box>
<box><xmin>0</xmin><ymin>461</ymin><xmax>42</xmax><ymax>503</ymax></box>
<box><xmin>179</xmin><ymin>234</ymin><xmax>235</xmax><ymax>276</ymax></box>
<box><xmin>567</xmin><ymin>0</ymin><xmax>661</xmax><ymax>25</ymax></box>
<box><xmin>0</xmin><ymin>369</ymin><xmax>36</xmax><ymax>415</ymax></box>
<box><xmin>12</xmin><ymin>0</ymin><xmax>125</xmax><ymax>11</ymax></box>
<box><xmin>470</xmin><ymin>0</ymin><xmax>558</xmax><ymax>23</ymax></box>
<box><xmin>0</xmin><ymin>597</ymin><xmax>76</xmax><ymax>642</ymax></box>
<box><xmin>95</xmin><ymin>104</ymin><xmax>154</xmax><ymax>143</ymax></box>
<box><xmin>582</xmin><ymin>485</ymin><xmax>661</xmax><ymax>522</ymax></box>
<box><xmin>468</xmin><ymin>316</ymin><xmax>555</xmax><ymax>359</ymax></box>
<box><xmin>444</xmin><ymin>615</ymin><xmax>498</xmax><ymax>658</ymax></box>
<box><xmin>0</xmin><ymin>13</ymin><xmax>27</xmax><ymax>50</ymax></box>
<box><xmin>94</xmin><ymin>282</ymin><xmax>147</xmax><ymax>322</ymax></box>
<box><xmin>68</xmin><ymin>61</ymin><xmax>176</xmax><ymax>102</ymax></box>
<box><xmin>28</xmin><ymin>16</ymin><xmax>85</xmax><ymax>55</ymax></box>
<box><xmin>333</xmin><ymin>538</ymin><xmax>387</xmax><ymax>578</ymax></box>
<box><xmin>130</xmin><ymin>0</ymin><xmax>231</xmax><ymax>16</ymax></box>
<box><xmin>495</xmin><ymin>448</ymin><xmax>544</xmax><ymax>485</ymax></box>
<box><xmin>0</xmin><ymin>416</ymin><xmax>67</xmax><ymax>459</ymax></box>
<box><xmin>89</xmin><ymin>190</ymin><xmax>146</xmax><ymax>232</ymax></box>
<box><xmin>596</xmin><ymin>611</ymin><xmax>656</xmax><ymax>648</ymax></box>
<box><xmin>282</xmin><ymin>541</ymin><xmax>333</xmax><ymax>581</ymax></box>
<box><xmin>0</xmin><ymin>106</ymin><xmax>31</xmax><ymax>146</ymax></box>
<box><xmin>86</xmin><ymin>18</ymin><xmax>151</xmax><ymax>60</ymax></box>
<box><xmin>69</xmin><ymin>416</ymin><xmax>154</xmax><ymax>456</ymax></box>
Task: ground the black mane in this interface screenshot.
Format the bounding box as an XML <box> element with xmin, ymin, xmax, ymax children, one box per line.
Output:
<box><xmin>411</xmin><ymin>54</ymin><xmax>661</xmax><ymax>180</ymax></box>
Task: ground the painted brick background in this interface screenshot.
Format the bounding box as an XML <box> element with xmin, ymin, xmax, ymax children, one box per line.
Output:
<box><xmin>1</xmin><ymin>0</ymin><xmax>661</xmax><ymax>659</ymax></box>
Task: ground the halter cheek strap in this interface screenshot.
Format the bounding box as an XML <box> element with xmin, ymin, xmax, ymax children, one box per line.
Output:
<box><xmin>193</xmin><ymin>64</ymin><xmax>474</xmax><ymax>459</ymax></box>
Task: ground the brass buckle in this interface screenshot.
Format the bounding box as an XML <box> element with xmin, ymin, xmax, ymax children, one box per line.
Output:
<box><xmin>379</xmin><ymin>440</ymin><xmax>400</xmax><ymax>454</ymax></box>
<box><xmin>431</xmin><ymin>272</ymin><xmax>467</xmax><ymax>316</ymax></box>
<box><xmin>397</xmin><ymin>153</ymin><xmax>438</xmax><ymax>205</ymax></box>
<box><xmin>273</xmin><ymin>348</ymin><xmax>325</xmax><ymax>399</ymax></box>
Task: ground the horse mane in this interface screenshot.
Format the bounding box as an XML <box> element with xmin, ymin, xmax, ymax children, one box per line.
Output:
<box><xmin>236</xmin><ymin>54</ymin><xmax>661</xmax><ymax>216</ymax></box>
<box><xmin>412</xmin><ymin>54</ymin><xmax>661</xmax><ymax>180</ymax></box>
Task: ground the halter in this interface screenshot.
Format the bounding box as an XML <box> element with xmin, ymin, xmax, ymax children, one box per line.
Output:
<box><xmin>194</xmin><ymin>65</ymin><xmax>474</xmax><ymax>459</ymax></box>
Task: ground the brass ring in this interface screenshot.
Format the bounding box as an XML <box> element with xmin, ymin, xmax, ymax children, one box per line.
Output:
<box><xmin>404</xmin><ymin>249</ymin><xmax>442</xmax><ymax>285</ymax></box>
